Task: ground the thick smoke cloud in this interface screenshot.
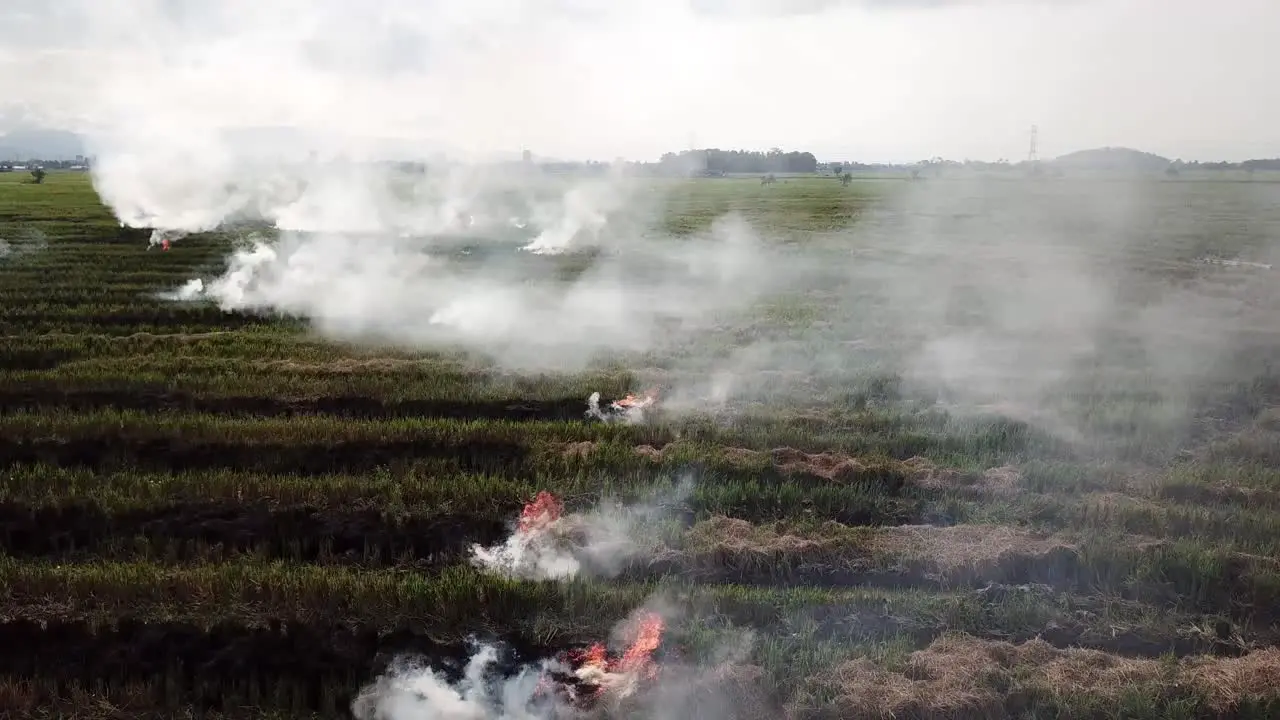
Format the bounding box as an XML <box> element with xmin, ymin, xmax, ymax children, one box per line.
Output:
<box><xmin>3</xmin><ymin>0</ymin><xmax>1279</xmax><ymax>161</ymax></box>
<box><xmin>470</xmin><ymin>481</ymin><xmax>690</xmax><ymax>581</ymax></box>
<box><xmin>352</xmin><ymin>596</ymin><xmax>762</xmax><ymax>720</ymax></box>
<box><xmin>685</xmin><ymin>178</ymin><xmax>1280</xmax><ymax>457</ymax></box>
<box><xmin>2</xmin><ymin>0</ymin><xmax>1278</xmax><ymax>451</ymax></box>
<box><xmin>351</xmin><ymin>644</ymin><xmax>558</xmax><ymax>720</ymax></box>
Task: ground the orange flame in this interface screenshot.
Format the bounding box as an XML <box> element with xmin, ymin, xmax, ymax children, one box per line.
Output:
<box><xmin>535</xmin><ymin>611</ymin><xmax>666</xmax><ymax>707</ymax></box>
<box><xmin>161</xmin><ymin>239</ymin><xmax>171</xmax><ymax>251</ymax></box>
<box><xmin>613</xmin><ymin>387</ymin><xmax>659</xmax><ymax>410</ymax></box>
<box><xmin>518</xmin><ymin>491</ymin><xmax>564</xmax><ymax>534</ymax></box>
<box><xmin>568</xmin><ymin>611</ymin><xmax>665</xmax><ymax>699</ymax></box>
<box><xmin>617</xmin><ymin>612</ymin><xmax>664</xmax><ymax>677</ymax></box>
<box><xmin>573</xmin><ymin>643</ymin><xmax>609</xmax><ymax>674</ymax></box>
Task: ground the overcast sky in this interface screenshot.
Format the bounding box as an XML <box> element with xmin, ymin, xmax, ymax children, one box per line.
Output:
<box><xmin>0</xmin><ymin>0</ymin><xmax>1276</xmax><ymax>163</ymax></box>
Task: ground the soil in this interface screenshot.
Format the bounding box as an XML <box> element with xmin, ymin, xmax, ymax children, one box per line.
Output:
<box><xmin>0</xmin><ymin>348</ymin><xmax>82</xmax><ymax>371</ymax></box>
<box><xmin>3</xmin><ymin>309</ymin><xmax>266</xmax><ymax>331</ymax></box>
<box><xmin>0</xmin><ymin>610</ymin><xmax>1228</xmax><ymax>717</ymax></box>
<box><xmin>0</xmin><ymin>389</ymin><xmax>590</xmax><ymax>422</ymax></box>
<box><xmin>713</xmin><ymin>445</ymin><xmax>913</xmax><ymax>490</ymax></box>
<box><xmin>0</xmin><ymin>501</ymin><xmax>509</xmax><ymax>565</ymax></box>
<box><xmin>629</xmin><ymin>543</ymin><xmax>1084</xmax><ymax>594</ymax></box>
<box><xmin>0</xmin><ymin>618</ymin><xmax>572</xmax><ymax>715</ymax></box>
<box><xmin>0</xmin><ymin>437</ymin><xmax>529</xmax><ymax>476</ymax></box>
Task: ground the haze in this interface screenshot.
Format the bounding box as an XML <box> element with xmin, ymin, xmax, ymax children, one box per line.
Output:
<box><xmin>0</xmin><ymin>0</ymin><xmax>1276</xmax><ymax>163</ymax></box>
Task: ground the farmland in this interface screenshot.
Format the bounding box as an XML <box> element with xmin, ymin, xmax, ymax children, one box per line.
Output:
<box><xmin>4</xmin><ymin>169</ymin><xmax>1280</xmax><ymax>719</ymax></box>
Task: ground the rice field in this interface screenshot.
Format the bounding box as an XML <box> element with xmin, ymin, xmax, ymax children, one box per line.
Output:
<box><xmin>4</xmin><ymin>170</ymin><xmax>1280</xmax><ymax>718</ymax></box>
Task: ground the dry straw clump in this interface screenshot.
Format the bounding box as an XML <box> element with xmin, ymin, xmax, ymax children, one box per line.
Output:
<box><xmin>669</xmin><ymin>516</ymin><xmax>873</xmax><ymax>579</ymax></box>
<box><xmin>716</xmin><ymin>446</ymin><xmax>905</xmax><ymax>485</ymax></box>
<box><xmin>871</xmin><ymin>525</ymin><xmax>1076</xmax><ymax>582</ymax></box>
<box><xmin>686</xmin><ymin>516</ymin><xmax>869</xmax><ymax>557</ymax></box>
<box><xmin>905</xmin><ymin>456</ymin><xmax>1022</xmax><ymax>495</ymax></box>
<box><xmin>678</xmin><ymin>518</ymin><xmax>1075</xmax><ymax>585</ymax></box>
<box><xmin>794</xmin><ymin>634</ymin><xmax>1280</xmax><ymax>720</ymax></box>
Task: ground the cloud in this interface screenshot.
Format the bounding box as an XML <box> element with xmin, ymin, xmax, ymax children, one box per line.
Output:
<box><xmin>1</xmin><ymin>0</ymin><xmax>1277</xmax><ymax>161</ymax></box>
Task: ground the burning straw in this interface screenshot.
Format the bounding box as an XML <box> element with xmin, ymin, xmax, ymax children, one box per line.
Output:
<box><xmin>537</xmin><ymin>611</ymin><xmax>667</xmax><ymax>709</ymax></box>
<box><xmin>353</xmin><ymin>610</ymin><xmax>669</xmax><ymax>719</ymax></box>
<box><xmin>470</xmin><ymin>486</ymin><xmax>684</xmax><ymax>581</ymax></box>
<box><xmin>470</xmin><ymin>491</ymin><xmax>586</xmax><ymax>580</ymax></box>
<box><xmin>585</xmin><ymin>387</ymin><xmax>659</xmax><ymax>424</ymax></box>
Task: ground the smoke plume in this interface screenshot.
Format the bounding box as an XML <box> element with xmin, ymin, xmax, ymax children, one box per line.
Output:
<box><xmin>5</xmin><ymin>0</ymin><xmax>1279</xmax><ymax>452</ymax></box>
<box><xmin>471</xmin><ymin>481</ymin><xmax>690</xmax><ymax>581</ymax></box>
<box><xmin>673</xmin><ymin>178</ymin><xmax>1280</xmax><ymax>458</ymax></box>
<box><xmin>0</xmin><ymin>228</ymin><xmax>48</xmax><ymax>261</ymax></box>
<box><xmin>352</xmin><ymin>597</ymin><xmax>763</xmax><ymax>720</ymax></box>
<box><xmin>352</xmin><ymin>643</ymin><xmax>559</xmax><ymax>720</ymax></box>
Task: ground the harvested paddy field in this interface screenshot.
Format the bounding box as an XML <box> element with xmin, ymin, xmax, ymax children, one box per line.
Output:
<box><xmin>4</xmin><ymin>170</ymin><xmax>1280</xmax><ymax>719</ymax></box>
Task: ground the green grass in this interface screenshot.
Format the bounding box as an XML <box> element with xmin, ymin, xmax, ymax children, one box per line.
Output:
<box><xmin>5</xmin><ymin>171</ymin><xmax>1280</xmax><ymax>717</ymax></box>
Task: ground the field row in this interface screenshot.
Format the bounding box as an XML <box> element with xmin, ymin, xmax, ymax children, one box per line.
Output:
<box><xmin>2</xmin><ymin>556</ymin><xmax>1277</xmax><ymax>717</ymax></box>
<box><xmin>5</xmin><ymin>448</ymin><xmax>1280</xmax><ymax>535</ymax></box>
<box><xmin>0</xmin><ymin>406</ymin><xmax>1040</xmax><ymax>465</ymax></box>
<box><xmin>0</xmin><ymin>385</ymin><xmax>598</xmax><ymax>422</ymax></box>
<box><xmin>0</xmin><ymin>557</ymin><xmax>1261</xmax><ymax>658</ymax></box>
<box><xmin>12</xmin><ymin>622</ymin><xmax>1280</xmax><ymax>717</ymax></box>
<box><xmin>1</xmin><ymin>405</ymin><xmax>1279</xmax><ymax>483</ymax></box>
<box><xmin>4</xmin><ymin>499</ymin><xmax>1280</xmax><ymax>622</ymax></box>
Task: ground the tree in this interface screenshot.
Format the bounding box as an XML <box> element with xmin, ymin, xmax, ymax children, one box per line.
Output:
<box><xmin>30</xmin><ymin>168</ymin><xmax>46</xmax><ymax>184</ymax></box>
<box><xmin>831</xmin><ymin>164</ymin><xmax>842</xmax><ymax>176</ymax></box>
<box><xmin>841</xmin><ymin>173</ymin><xmax>852</xmax><ymax>187</ymax></box>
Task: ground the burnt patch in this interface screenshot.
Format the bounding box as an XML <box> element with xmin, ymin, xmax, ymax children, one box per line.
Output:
<box><xmin>0</xmin><ymin>501</ymin><xmax>510</xmax><ymax>565</ymax></box>
<box><xmin>0</xmin><ymin>388</ymin><xmax>590</xmax><ymax>422</ymax></box>
<box><xmin>0</xmin><ymin>349</ymin><xmax>84</xmax><ymax>371</ymax></box>
<box><xmin>0</xmin><ymin>437</ymin><xmax>528</xmax><ymax>476</ymax></box>
<box><xmin>796</xmin><ymin>591</ymin><xmax>1243</xmax><ymax>661</ymax></box>
<box><xmin>624</xmin><ymin>544</ymin><xmax>1086</xmax><ymax>594</ymax></box>
<box><xmin>1</xmin><ymin>309</ymin><xmax>268</xmax><ymax>329</ymax></box>
<box><xmin>0</xmin><ymin>618</ymin><xmax>571</xmax><ymax>716</ymax></box>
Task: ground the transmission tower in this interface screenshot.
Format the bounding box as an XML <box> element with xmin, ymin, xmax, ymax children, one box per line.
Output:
<box><xmin>1027</xmin><ymin>125</ymin><xmax>1039</xmax><ymax>163</ymax></box>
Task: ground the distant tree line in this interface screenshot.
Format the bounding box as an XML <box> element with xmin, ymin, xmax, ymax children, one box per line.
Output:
<box><xmin>1170</xmin><ymin>158</ymin><xmax>1280</xmax><ymax>171</ymax></box>
<box><xmin>657</xmin><ymin>148</ymin><xmax>818</xmax><ymax>175</ymax></box>
<box><xmin>0</xmin><ymin>158</ymin><xmax>89</xmax><ymax>171</ymax></box>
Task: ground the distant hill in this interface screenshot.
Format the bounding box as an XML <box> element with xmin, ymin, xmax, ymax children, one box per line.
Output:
<box><xmin>0</xmin><ymin>129</ymin><xmax>86</xmax><ymax>161</ymax></box>
<box><xmin>1049</xmin><ymin>147</ymin><xmax>1172</xmax><ymax>172</ymax></box>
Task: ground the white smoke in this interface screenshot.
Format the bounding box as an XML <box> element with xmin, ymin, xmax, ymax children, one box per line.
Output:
<box><xmin>8</xmin><ymin>0</ymin><xmax>1279</xmax><ymax>444</ymax></box>
<box><xmin>158</xmin><ymin>277</ymin><xmax>205</xmax><ymax>302</ymax></box>
<box><xmin>469</xmin><ymin>514</ymin><xmax>585</xmax><ymax>581</ymax></box>
<box><xmin>351</xmin><ymin>644</ymin><xmax>562</xmax><ymax>720</ymax></box>
<box><xmin>520</xmin><ymin>178</ymin><xmax>629</xmax><ymax>255</ymax></box>
<box><xmin>584</xmin><ymin>391</ymin><xmax>656</xmax><ymax>425</ymax></box>
<box><xmin>170</xmin><ymin>210</ymin><xmax>780</xmax><ymax>372</ymax></box>
<box><xmin>353</xmin><ymin>598</ymin><xmax>761</xmax><ymax>720</ymax></box>
<box><xmin>471</xmin><ymin>482</ymin><xmax>689</xmax><ymax>581</ymax></box>
<box><xmin>0</xmin><ymin>228</ymin><xmax>48</xmax><ymax>260</ymax></box>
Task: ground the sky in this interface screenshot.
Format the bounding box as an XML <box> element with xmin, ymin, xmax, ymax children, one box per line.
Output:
<box><xmin>0</xmin><ymin>0</ymin><xmax>1276</xmax><ymax>163</ymax></box>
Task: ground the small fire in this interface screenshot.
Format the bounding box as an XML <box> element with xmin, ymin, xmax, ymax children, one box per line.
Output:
<box><xmin>519</xmin><ymin>491</ymin><xmax>564</xmax><ymax>534</ymax></box>
<box><xmin>613</xmin><ymin>387</ymin><xmax>658</xmax><ymax>411</ymax></box>
<box><xmin>470</xmin><ymin>491</ymin><xmax>584</xmax><ymax>580</ymax></box>
<box><xmin>539</xmin><ymin>611</ymin><xmax>667</xmax><ymax>708</ymax></box>
<box><xmin>586</xmin><ymin>387</ymin><xmax>660</xmax><ymax>424</ymax></box>
<box><xmin>161</xmin><ymin>238</ymin><xmax>171</xmax><ymax>251</ymax></box>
